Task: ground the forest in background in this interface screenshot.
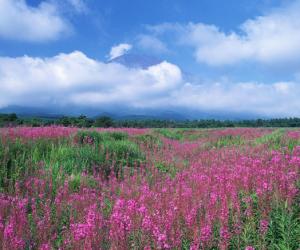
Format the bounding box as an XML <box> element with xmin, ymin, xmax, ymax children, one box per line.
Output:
<box><xmin>1</xmin><ymin>113</ymin><xmax>300</xmax><ymax>128</ymax></box>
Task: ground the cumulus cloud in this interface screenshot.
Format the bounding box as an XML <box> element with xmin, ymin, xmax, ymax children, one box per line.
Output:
<box><xmin>0</xmin><ymin>51</ymin><xmax>182</xmax><ymax>109</ymax></box>
<box><xmin>174</xmin><ymin>81</ymin><xmax>300</xmax><ymax>117</ymax></box>
<box><xmin>108</xmin><ymin>43</ymin><xmax>133</xmax><ymax>60</ymax></box>
<box><xmin>149</xmin><ymin>1</ymin><xmax>300</xmax><ymax>66</ymax></box>
<box><xmin>0</xmin><ymin>51</ymin><xmax>300</xmax><ymax>117</ymax></box>
<box><xmin>0</xmin><ymin>0</ymin><xmax>70</xmax><ymax>42</ymax></box>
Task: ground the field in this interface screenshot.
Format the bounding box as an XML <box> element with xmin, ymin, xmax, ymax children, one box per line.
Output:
<box><xmin>0</xmin><ymin>127</ymin><xmax>299</xmax><ymax>250</ymax></box>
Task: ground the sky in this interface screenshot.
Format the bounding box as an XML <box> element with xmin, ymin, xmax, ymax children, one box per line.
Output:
<box><xmin>0</xmin><ymin>0</ymin><xmax>300</xmax><ymax>118</ymax></box>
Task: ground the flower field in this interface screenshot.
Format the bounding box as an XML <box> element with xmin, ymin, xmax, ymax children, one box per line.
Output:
<box><xmin>0</xmin><ymin>127</ymin><xmax>299</xmax><ymax>249</ymax></box>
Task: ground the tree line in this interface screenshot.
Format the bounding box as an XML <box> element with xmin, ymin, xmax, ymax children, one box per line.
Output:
<box><xmin>1</xmin><ymin>113</ymin><xmax>300</xmax><ymax>128</ymax></box>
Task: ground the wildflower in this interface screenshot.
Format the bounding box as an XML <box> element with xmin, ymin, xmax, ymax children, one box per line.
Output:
<box><xmin>200</xmin><ymin>225</ymin><xmax>212</xmax><ymax>242</ymax></box>
<box><xmin>40</xmin><ymin>243</ymin><xmax>51</xmax><ymax>250</ymax></box>
<box><xmin>259</xmin><ymin>219</ymin><xmax>269</xmax><ymax>234</ymax></box>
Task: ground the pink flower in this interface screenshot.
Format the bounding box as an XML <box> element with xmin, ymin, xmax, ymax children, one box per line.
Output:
<box><xmin>220</xmin><ymin>227</ymin><xmax>230</xmax><ymax>240</ymax></box>
<box><xmin>40</xmin><ymin>243</ymin><xmax>51</xmax><ymax>250</ymax></box>
<box><xmin>200</xmin><ymin>225</ymin><xmax>212</xmax><ymax>242</ymax></box>
<box><xmin>260</xmin><ymin>219</ymin><xmax>269</xmax><ymax>234</ymax></box>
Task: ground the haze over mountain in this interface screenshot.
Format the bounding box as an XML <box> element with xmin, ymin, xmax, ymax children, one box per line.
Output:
<box><xmin>108</xmin><ymin>53</ymin><xmax>163</xmax><ymax>69</ymax></box>
<box><xmin>1</xmin><ymin>0</ymin><xmax>300</xmax><ymax>119</ymax></box>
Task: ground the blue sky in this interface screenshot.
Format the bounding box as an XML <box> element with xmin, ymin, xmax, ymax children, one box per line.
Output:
<box><xmin>0</xmin><ymin>0</ymin><xmax>300</xmax><ymax>117</ymax></box>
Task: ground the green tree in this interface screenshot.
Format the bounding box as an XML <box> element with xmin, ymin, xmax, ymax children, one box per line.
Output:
<box><xmin>94</xmin><ymin>116</ymin><xmax>114</xmax><ymax>128</ymax></box>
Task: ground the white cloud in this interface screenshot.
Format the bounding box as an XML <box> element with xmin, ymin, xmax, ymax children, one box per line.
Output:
<box><xmin>182</xmin><ymin>23</ymin><xmax>253</xmax><ymax>66</ymax></box>
<box><xmin>174</xmin><ymin>81</ymin><xmax>300</xmax><ymax>117</ymax></box>
<box><xmin>150</xmin><ymin>1</ymin><xmax>300</xmax><ymax>66</ymax></box>
<box><xmin>0</xmin><ymin>51</ymin><xmax>182</xmax><ymax>109</ymax></box>
<box><xmin>0</xmin><ymin>51</ymin><xmax>300</xmax><ymax>117</ymax></box>
<box><xmin>137</xmin><ymin>35</ymin><xmax>168</xmax><ymax>54</ymax></box>
<box><xmin>0</xmin><ymin>0</ymin><xmax>70</xmax><ymax>42</ymax></box>
<box><xmin>108</xmin><ymin>43</ymin><xmax>132</xmax><ymax>60</ymax></box>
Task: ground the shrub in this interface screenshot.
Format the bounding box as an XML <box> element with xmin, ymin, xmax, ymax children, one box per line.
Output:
<box><xmin>75</xmin><ymin>131</ymin><xmax>128</xmax><ymax>145</ymax></box>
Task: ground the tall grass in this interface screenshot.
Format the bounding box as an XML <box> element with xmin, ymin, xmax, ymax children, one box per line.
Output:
<box><xmin>0</xmin><ymin>130</ymin><xmax>144</xmax><ymax>192</ymax></box>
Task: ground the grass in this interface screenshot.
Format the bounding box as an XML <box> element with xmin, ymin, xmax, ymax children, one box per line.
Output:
<box><xmin>255</xmin><ymin>129</ymin><xmax>285</xmax><ymax>150</ymax></box>
<box><xmin>75</xmin><ymin>130</ymin><xmax>128</xmax><ymax>145</ymax></box>
<box><xmin>255</xmin><ymin>128</ymin><xmax>300</xmax><ymax>151</ymax></box>
<box><xmin>204</xmin><ymin>135</ymin><xmax>245</xmax><ymax>149</ymax></box>
<box><xmin>266</xmin><ymin>201</ymin><xmax>300</xmax><ymax>250</ymax></box>
<box><xmin>134</xmin><ymin>133</ymin><xmax>162</xmax><ymax>148</ymax></box>
<box><xmin>154</xmin><ymin>128</ymin><xmax>184</xmax><ymax>140</ymax></box>
<box><xmin>0</xmin><ymin>130</ymin><xmax>144</xmax><ymax>192</ymax></box>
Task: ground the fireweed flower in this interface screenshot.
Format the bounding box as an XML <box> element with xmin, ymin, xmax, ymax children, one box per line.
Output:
<box><xmin>40</xmin><ymin>243</ymin><xmax>51</xmax><ymax>250</ymax></box>
<box><xmin>200</xmin><ymin>225</ymin><xmax>212</xmax><ymax>242</ymax></box>
<box><xmin>220</xmin><ymin>226</ymin><xmax>230</xmax><ymax>241</ymax></box>
<box><xmin>0</xmin><ymin>128</ymin><xmax>299</xmax><ymax>249</ymax></box>
<box><xmin>259</xmin><ymin>219</ymin><xmax>269</xmax><ymax>234</ymax></box>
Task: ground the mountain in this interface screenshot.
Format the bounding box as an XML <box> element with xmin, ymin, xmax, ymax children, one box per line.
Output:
<box><xmin>108</xmin><ymin>53</ymin><xmax>163</xmax><ymax>68</ymax></box>
<box><xmin>0</xmin><ymin>106</ymin><xmax>189</xmax><ymax>120</ymax></box>
<box><xmin>0</xmin><ymin>106</ymin><xmax>63</xmax><ymax>118</ymax></box>
<box><xmin>0</xmin><ymin>105</ymin><xmax>268</xmax><ymax>121</ymax></box>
